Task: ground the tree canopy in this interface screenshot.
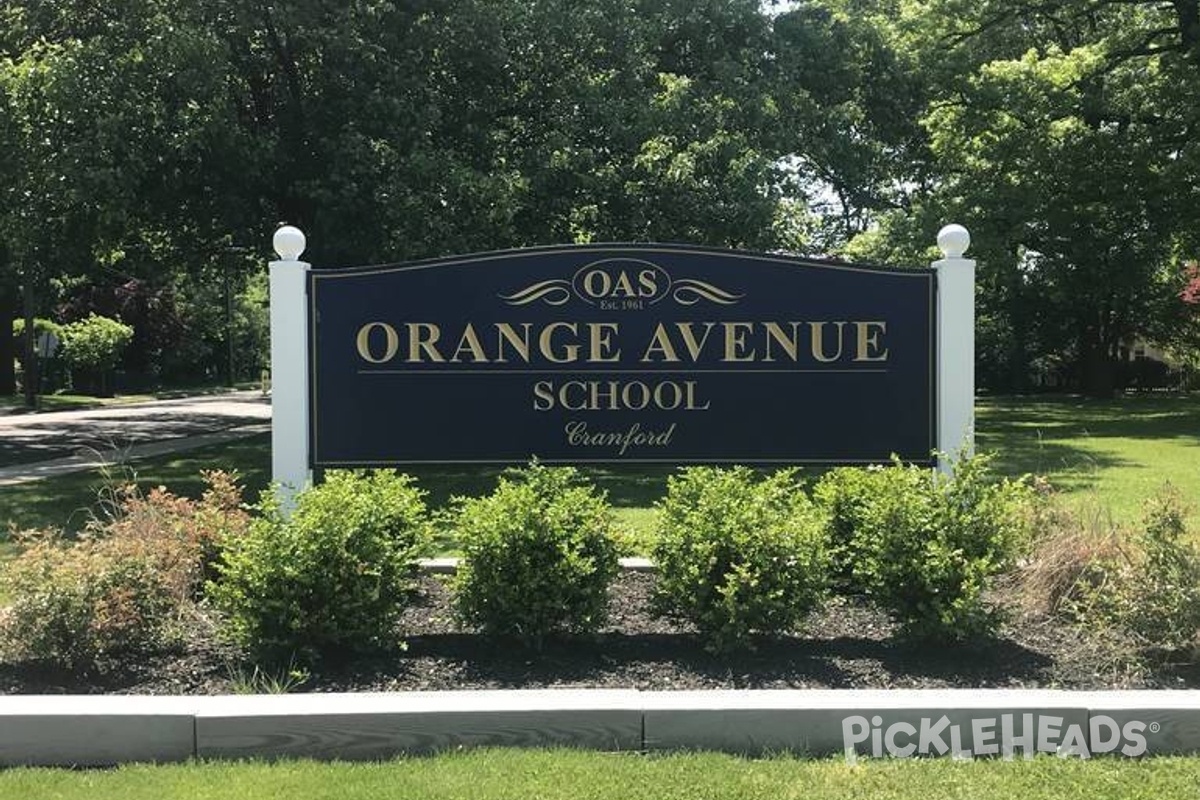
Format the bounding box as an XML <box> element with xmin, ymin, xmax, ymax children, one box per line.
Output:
<box><xmin>1</xmin><ymin>0</ymin><xmax>1197</xmax><ymax>395</ymax></box>
<box><xmin>839</xmin><ymin>0</ymin><xmax>1200</xmax><ymax>393</ymax></box>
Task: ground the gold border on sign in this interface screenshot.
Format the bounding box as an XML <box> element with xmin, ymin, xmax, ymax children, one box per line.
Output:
<box><xmin>306</xmin><ymin>244</ymin><xmax>938</xmax><ymax>466</ymax></box>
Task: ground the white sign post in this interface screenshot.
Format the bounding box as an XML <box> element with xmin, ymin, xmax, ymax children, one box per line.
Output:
<box><xmin>934</xmin><ymin>224</ymin><xmax>976</xmax><ymax>472</ymax></box>
<box><xmin>269</xmin><ymin>225</ymin><xmax>311</xmax><ymax>510</ymax></box>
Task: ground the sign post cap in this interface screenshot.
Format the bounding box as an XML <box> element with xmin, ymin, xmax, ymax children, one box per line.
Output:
<box><xmin>936</xmin><ymin>224</ymin><xmax>970</xmax><ymax>259</ymax></box>
<box><xmin>273</xmin><ymin>225</ymin><xmax>307</xmax><ymax>261</ymax></box>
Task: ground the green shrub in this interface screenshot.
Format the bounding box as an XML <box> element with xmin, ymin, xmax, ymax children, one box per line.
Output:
<box><xmin>812</xmin><ymin>466</ymin><xmax>889</xmax><ymax>588</ymax></box>
<box><xmin>11</xmin><ymin>317</ymin><xmax>63</xmax><ymax>347</ymax></box>
<box><xmin>451</xmin><ymin>463</ymin><xmax>620</xmax><ymax>648</ymax></box>
<box><xmin>207</xmin><ymin>470</ymin><xmax>427</xmax><ymax>663</ymax></box>
<box><xmin>0</xmin><ymin>472</ymin><xmax>250</xmax><ymax>671</ymax></box>
<box><xmin>651</xmin><ymin>467</ymin><xmax>830</xmax><ymax>653</ymax></box>
<box><xmin>852</xmin><ymin>454</ymin><xmax>1034</xmax><ymax>641</ymax></box>
<box><xmin>59</xmin><ymin>313</ymin><xmax>134</xmax><ymax>372</ymax></box>
<box><xmin>1119</xmin><ymin>486</ymin><xmax>1200</xmax><ymax>652</ymax></box>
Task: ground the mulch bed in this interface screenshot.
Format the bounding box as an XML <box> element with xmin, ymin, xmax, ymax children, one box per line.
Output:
<box><xmin>2</xmin><ymin>572</ymin><xmax>1196</xmax><ymax>695</ymax></box>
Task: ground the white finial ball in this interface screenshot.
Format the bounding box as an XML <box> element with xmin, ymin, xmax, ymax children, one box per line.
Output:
<box><xmin>273</xmin><ymin>225</ymin><xmax>307</xmax><ymax>261</ymax></box>
<box><xmin>937</xmin><ymin>224</ymin><xmax>970</xmax><ymax>259</ymax></box>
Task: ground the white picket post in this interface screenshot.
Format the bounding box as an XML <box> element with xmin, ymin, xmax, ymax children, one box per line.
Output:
<box><xmin>269</xmin><ymin>225</ymin><xmax>311</xmax><ymax>510</ymax></box>
<box><xmin>934</xmin><ymin>224</ymin><xmax>976</xmax><ymax>473</ymax></box>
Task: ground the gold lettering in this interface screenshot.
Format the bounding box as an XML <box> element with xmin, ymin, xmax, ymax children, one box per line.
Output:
<box><xmin>722</xmin><ymin>322</ymin><xmax>756</xmax><ymax>362</ymax></box>
<box><xmin>534</xmin><ymin>380</ymin><xmax>708</xmax><ymax>411</ymax></box>
<box><xmin>854</xmin><ymin>321</ymin><xmax>889</xmax><ymax>362</ymax></box>
<box><xmin>532</xmin><ymin>381</ymin><xmax>554</xmax><ymax>411</ymax></box>
<box><xmin>638</xmin><ymin>269</ymin><xmax>658</xmax><ymax>297</ymax></box>
<box><xmin>355</xmin><ymin>322</ymin><xmax>399</xmax><ymax>364</ymax></box>
<box><xmin>612</xmin><ymin>271</ymin><xmax>637</xmax><ymax>298</ymax></box>
<box><xmin>449</xmin><ymin>323</ymin><xmax>488</xmax><ymax>362</ymax></box>
<box><xmin>641</xmin><ymin>323</ymin><xmax>680</xmax><ymax>362</ymax></box>
<box><xmin>763</xmin><ymin>322</ymin><xmax>802</xmax><ymax>362</ymax></box>
<box><xmin>583</xmin><ymin>270</ymin><xmax>610</xmax><ymax>298</ymax></box>
<box><xmin>495</xmin><ymin>323</ymin><xmax>532</xmax><ymax>363</ymax></box>
<box><xmin>654</xmin><ymin>381</ymin><xmax>683</xmax><ymax>410</ymax></box>
<box><xmin>405</xmin><ymin>323</ymin><xmax>444</xmax><ymax>362</ymax></box>
<box><xmin>539</xmin><ymin>322</ymin><xmax>580</xmax><ymax>363</ymax></box>
<box><xmin>622</xmin><ymin>381</ymin><xmax>651</xmax><ymax>410</ymax></box>
<box><xmin>588</xmin><ymin>322</ymin><xmax>621</xmax><ymax>362</ymax></box>
<box><xmin>810</xmin><ymin>321</ymin><xmax>847</xmax><ymax>363</ymax></box>
<box><xmin>676</xmin><ymin>322</ymin><xmax>716</xmax><ymax>361</ymax></box>
<box><xmin>590</xmin><ymin>381</ymin><xmax>620</xmax><ymax>410</ymax></box>
<box><xmin>560</xmin><ymin>380</ymin><xmax>589</xmax><ymax>410</ymax></box>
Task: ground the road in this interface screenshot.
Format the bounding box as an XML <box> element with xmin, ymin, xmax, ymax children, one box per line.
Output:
<box><xmin>0</xmin><ymin>392</ymin><xmax>271</xmax><ymax>484</ymax></box>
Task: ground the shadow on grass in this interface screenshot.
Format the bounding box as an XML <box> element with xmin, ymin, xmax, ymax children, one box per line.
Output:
<box><xmin>0</xmin><ymin>434</ymin><xmax>274</xmax><ymax>536</ymax></box>
<box><xmin>974</xmin><ymin>433</ymin><xmax>1133</xmax><ymax>493</ymax></box>
<box><xmin>978</xmin><ymin>393</ymin><xmax>1200</xmax><ymax>442</ymax></box>
<box><xmin>976</xmin><ymin>393</ymin><xmax>1200</xmax><ymax>491</ymax></box>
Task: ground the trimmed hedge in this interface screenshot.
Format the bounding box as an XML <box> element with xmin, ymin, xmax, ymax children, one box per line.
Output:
<box><xmin>208</xmin><ymin>470</ymin><xmax>428</xmax><ymax>663</ymax></box>
<box><xmin>451</xmin><ymin>463</ymin><xmax>620</xmax><ymax>648</ymax></box>
<box><xmin>652</xmin><ymin>467</ymin><xmax>830</xmax><ymax>652</ymax></box>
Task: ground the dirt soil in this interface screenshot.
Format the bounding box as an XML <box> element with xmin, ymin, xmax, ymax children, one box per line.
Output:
<box><xmin>2</xmin><ymin>572</ymin><xmax>1196</xmax><ymax>695</ymax></box>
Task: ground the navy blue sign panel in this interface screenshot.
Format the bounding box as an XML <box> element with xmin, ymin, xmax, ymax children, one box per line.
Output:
<box><xmin>308</xmin><ymin>244</ymin><xmax>936</xmax><ymax>466</ymax></box>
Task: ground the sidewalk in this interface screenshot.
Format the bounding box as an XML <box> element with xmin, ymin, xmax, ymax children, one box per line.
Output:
<box><xmin>0</xmin><ymin>390</ymin><xmax>271</xmax><ymax>486</ymax></box>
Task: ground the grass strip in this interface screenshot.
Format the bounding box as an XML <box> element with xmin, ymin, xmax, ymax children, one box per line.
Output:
<box><xmin>2</xmin><ymin>750</ymin><xmax>1200</xmax><ymax>800</ymax></box>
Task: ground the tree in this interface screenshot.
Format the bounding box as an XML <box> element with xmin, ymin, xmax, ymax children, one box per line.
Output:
<box><xmin>770</xmin><ymin>1</ymin><xmax>932</xmax><ymax>251</ymax></box>
<box><xmin>0</xmin><ymin>1</ymin><xmax>272</xmax><ymax>392</ymax></box>
<box><xmin>836</xmin><ymin>0</ymin><xmax>1200</xmax><ymax>394</ymax></box>
<box><xmin>1</xmin><ymin>0</ymin><xmax>914</xmax><ymax>392</ymax></box>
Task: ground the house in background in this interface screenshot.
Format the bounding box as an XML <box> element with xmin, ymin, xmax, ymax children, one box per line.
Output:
<box><xmin>1119</xmin><ymin>339</ymin><xmax>1186</xmax><ymax>391</ymax></box>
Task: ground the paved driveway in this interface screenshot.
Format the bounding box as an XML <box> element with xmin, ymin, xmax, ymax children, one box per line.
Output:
<box><xmin>0</xmin><ymin>392</ymin><xmax>271</xmax><ymax>469</ymax></box>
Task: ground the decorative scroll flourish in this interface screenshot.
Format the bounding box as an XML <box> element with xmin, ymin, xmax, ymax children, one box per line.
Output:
<box><xmin>671</xmin><ymin>279</ymin><xmax>743</xmax><ymax>306</ymax></box>
<box><xmin>499</xmin><ymin>279</ymin><xmax>572</xmax><ymax>306</ymax></box>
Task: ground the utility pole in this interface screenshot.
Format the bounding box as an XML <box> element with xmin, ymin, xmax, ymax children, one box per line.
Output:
<box><xmin>21</xmin><ymin>272</ymin><xmax>38</xmax><ymax>410</ymax></box>
<box><xmin>225</xmin><ymin>251</ymin><xmax>234</xmax><ymax>387</ymax></box>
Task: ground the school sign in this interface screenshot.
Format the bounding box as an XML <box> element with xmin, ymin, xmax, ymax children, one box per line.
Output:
<box><xmin>269</xmin><ymin>228</ymin><xmax>974</xmax><ymax>493</ymax></box>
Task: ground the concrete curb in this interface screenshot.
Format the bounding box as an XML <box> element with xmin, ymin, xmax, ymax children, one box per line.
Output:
<box><xmin>196</xmin><ymin>690</ymin><xmax>642</xmax><ymax>761</ymax></box>
<box><xmin>641</xmin><ymin>690</ymin><xmax>1093</xmax><ymax>756</ymax></box>
<box><xmin>3</xmin><ymin>690</ymin><xmax>1200</xmax><ymax>766</ymax></box>
<box><xmin>0</xmin><ymin>696</ymin><xmax>200</xmax><ymax>767</ymax></box>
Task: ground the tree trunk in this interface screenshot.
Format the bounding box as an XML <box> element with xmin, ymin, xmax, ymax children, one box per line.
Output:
<box><xmin>21</xmin><ymin>277</ymin><xmax>39</xmax><ymax>409</ymax></box>
<box><xmin>1174</xmin><ymin>1</ymin><xmax>1200</xmax><ymax>57</ymax></box>
<box><xmin>1007</xmin><ymin>267</ymin><xmax>1031</xmax><ymax>391</ymax></box>
<box><xmin>1079</xmin><ymin>336</ymin><xmax>1117</xmax><ymax>398</ymax></box>
<box><xmin>0</xmin><ymin>282</ymin><xmax>15</xmax><ymax>395</ymax></box>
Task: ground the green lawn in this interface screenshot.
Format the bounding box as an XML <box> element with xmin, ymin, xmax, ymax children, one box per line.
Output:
<box><xmin>2</xmin><ymin>393</ymin><xmax>1197</xmax><ymax>538</ymax></box>
<box><xmin>0</xmin><ymin>434</ymin><xmax>670</xmax><ymax>545</ymax></box>
<box><xmin>976</xmin><ymin>394</ymin><xmax>1200</xmax><ymax>523</ymax></box>
<box><xmin>3</xmin><ymin>750</ymin><xmax>1200</xmax><ymax>800</ymax></box>
<box><xmin>0</xmin><ymin>392</ymin><xmax>158</xmax><ymax>413</ymax></box>
<box><xmin>0</xmin><ymin>434</ymin><xmax>275</xmax><ymax>534</ymax></box>
<box><xmin>0</xmin><ymin>383</ymin><xmax>263</xmax><ymax>414</ymax></box>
